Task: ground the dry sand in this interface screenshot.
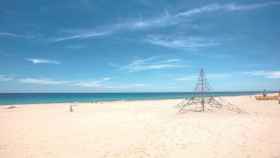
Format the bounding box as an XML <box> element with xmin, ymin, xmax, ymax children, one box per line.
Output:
<box><xmin>0</xmin><ymin>95</ymin><xmax>280</xmax><ymax>158</ymax></box>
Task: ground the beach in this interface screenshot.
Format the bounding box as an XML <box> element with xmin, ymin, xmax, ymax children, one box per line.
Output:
<box><xmin>0</xmin><ymin>95</ymin><xmax>280</xmax><ymax>158</ymax></box>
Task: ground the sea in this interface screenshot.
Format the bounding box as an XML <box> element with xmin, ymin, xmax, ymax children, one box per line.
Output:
<box><xmin>0</xmin><ymin>91</ymin><xmax>263</xmax><ymax>105</ymax></box>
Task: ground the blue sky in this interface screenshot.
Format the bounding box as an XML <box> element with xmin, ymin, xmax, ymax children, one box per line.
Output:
<box><xmin>0</xmin><ymin>0</ymin><xmax>280</xmax><ymax>92</ymax></box>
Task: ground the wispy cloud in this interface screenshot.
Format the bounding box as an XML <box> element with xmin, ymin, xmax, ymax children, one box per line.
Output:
<box><xmin>103</xmin><ymin>77</ymin><xmax>111</xmax><ymax>81</ymax></box>
<box><xmin>14</xmin><ymin>76</ymin><xmax>146</xmax><ymax>90</ymax></box>
<box><xmin>51</xmin><ymin>13</ymin><xmax>178</xmax><ymax>43</ymax></box>
<box><xmin>18</xmin><ymin>78</ymin><xmax>69</xmax><ymax>85</ymax></box>
<box><xmin>0</xmin><ymin>73</ymin><xmax>151</xmax><ymax>91</ymax></box>
<box><xmin>25</xmin><ymin>58</ymin><xmax>61</xmax><ymax>64</ymax></box>
<box><xmin>64</xmin><ymin>44</ymin><xmax>86</xmax><ymax>49</ymax></box>
<box><xmin>0</xmin><ymin>32</ymin><xmax>21</xmax><ymax>38</ymax></box>
<box><xmin>208</xmin><ymin>73</ymin><xmax>232</xmax><ymax>79</ymax></box>
<box><xmin>176</xmin><ymin>1</ymin><xmax>280</xmax><ymax>17</ymax></box>
<box><xmin>224</xmin><ymin>1</ymin><xmax>280</xmax><ymax>11</ymax></box>
<box><xmin>17</xmin><ymin>77</ymin><xmax>112</xmax><ymax>89</ymax></box>
<box><xmin>51</xmin><ymin>31</ymin><xmax>111</xmax><ymax>42</ymax></box>
<box><xmin>74</xmin><ymin>77</ymin><xmax>111</xmax><ymax>88</ymax></box>
<box><xmin>124</xmin><ymin>11</ymin><xmax>181</xmax><ymax>30</ymax></box>
<box><xmin>244</xmin><ymin>70</ymin><xmax>280</xmax><ymax>79</ymax></box>
<box><xmin>121</xmin><ymin>56</ymin><xmax>187</xmax><ymax>72</ymax></box>
<box><xmin>177</xmin><ymin>70</ymin><xmax>280</xmax><ymax>81</ymax></box>
<box><xmin>50</xmin><ymin>1</ymin><xmax>280</xmax><ymax>43</ymax></box>
<box><xmin>0</xmin><ymin>32</ymin><xmax>35</xmax><ymax>39</ymax></box>
<box><xmin>74</xmin><ymin>81</ymin><xmax>103</xmax><ymax>88</ymax></box>
<box><xmin>106</xmin><ymin>83</ymin><xmax>147</xmax><ymax>90</ymax></box>
<box><xmin>145</xmin><ymin>35</ymin><xmax>219</xmax><ymax>50</ymax></box>
<box><xmin>176</xmin><ymin>73</ymin><xmax>231</xmax><ymax>81</ymax></box>
<box><xmin>0</xmin><ymin>73</ymin><xmax>112</xmax><ymax>88</ymax></box>
<box><xmin>0</xmin><ymin>74</ymin><xmax>14</xmax><ymax>81</ymax></box>
<box><xmin>175</xmin><ymin>76</ymin><xmax>196</xmax><ymax>81</ymax></box>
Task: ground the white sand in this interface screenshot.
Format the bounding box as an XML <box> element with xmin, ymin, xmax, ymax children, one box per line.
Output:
<box><xmin>0</xmin><ymin>95</ymin><xmax>280</xmax><ymax>158</ymax></box>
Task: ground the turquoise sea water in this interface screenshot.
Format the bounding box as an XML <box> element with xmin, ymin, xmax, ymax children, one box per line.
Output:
<box><xmin>0</xmin><ymin>92</ymin><xmax>263</xmax><ymax>105</ymax></box>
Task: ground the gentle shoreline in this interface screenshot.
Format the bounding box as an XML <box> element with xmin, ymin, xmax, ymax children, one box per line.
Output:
<box><xmin>0</xmin><ymin>95</ymin><xmax>258</xmax><ymax>107</ymax></box>
<box><xmin>0</xmin><ymin>91</ymin><xmax>265</xmax><ymax>105</ymax></box>
<box><xmin>0</xmin><ymin>92</ymin><xmax>270</xmax><ymax>106</ymax></box>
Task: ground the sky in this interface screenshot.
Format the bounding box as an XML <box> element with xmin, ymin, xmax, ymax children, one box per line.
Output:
<box><xmin>0</xmin><ymin>0</ymin><xmax>280</xmax><ymax>92</ymax></box>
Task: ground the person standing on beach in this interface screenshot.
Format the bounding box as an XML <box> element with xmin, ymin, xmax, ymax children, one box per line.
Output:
<box><xmin>69</xmin><ymin>105</ymin><xmax>73</xmax><ymax>112</ymax></box>
<box><xmin>263</xmin><ymin>89</ymin><xmax>267</xmax><ymax>97</ymax></box>
<box><xmin>278</xmin><ymin>91</ymin><xmax>280</xmax><ymax>104</ymax></box>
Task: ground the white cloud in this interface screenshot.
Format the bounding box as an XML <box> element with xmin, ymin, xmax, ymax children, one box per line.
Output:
<box><xmin>245</xmin><ymin>70</ymin><xmax>280</xmax><ymax>79</ymax></box>
<box><xmin>176</xmin><ymin>4</ymin><xmax>222</xmax><ymax>17</ymax></box>
<box><xmin>145</xmin><ymin>35</ymin><xmax>219</xmax><ymax>50</ymax></box>
<box><xmin>121</xmin><ymin>56</ymin><xmax>187</xmax><ymax>72</ymax></box>
<box><xmin>176</xmin><ymin>1</ymin><xmax>280</xmax><ymax>17</ymax></box>
<box><xmin>223</xmin><ymin>1</ymin><xmax>280</xmax><ymax>11</ymax></box>
<box><xmin>125</xmin><ymin>11</ymin><xmax>180</xmax><ymax>30</ymax></box>
<box><xmin>49</xmin><ymin>1</ymin><xmax>280</xmax><ymax>43</ymax></box>
<box><xmin>0</xmin><ymin>75</ymin><xmax>148</xmax><ymax>91</ymax></box>
<box><xmin>19</xmin><ymin>78</ymin><xmax>69</xmax><ymax>85</ymax></box>
<box><xmin>176</xmin><ymin>73</ymin><xmax>231</xmax><ymax>81</ymax></box>
<box><xmin>74</xmin><ymin>81</ymin><xmax>102</xmax><ymax>88</ymax></box>
<box><xmin>25</xmin><ymin>58</ymin><xmax>60</xmax><ymax>64</ymax></box>
<box><xmin>176</xmin><ymin>75</ymin><xmax>196</xmax><ymax>81</ymax></box>
<box><xmin>0</xmin><ymin>32</ymin><xmax>34</xmax><ymax>39</ymax></box>
<box><xmin>0</xmin><ymin>32</ymin><xmax>21</xmax><ymax>38</ymax></box>
<box><xmin>74</xmin><ymin>77</ymin><xmax>111</xmax><ymax>88</ymax></box>
<box><xmin>51</xmin><ymin>13</ymin><xmax>177</xmax><ymax>43</ymax></box>
<box><xmin>0</xmin><ymin>73</ymin><xmax>113</xmax><ymax>88</ymax></box>
<box><xmin>17</xmin><ymin>77</ymin><xmax>112</xmax><ymax>87</ymax></box>
<box><xmin>103</xmin><ymin>77</ymin><xmax>111</xmax><ymax>81</ymax></box>
<box><xmin>106</xmin><ymin>83</ymin><xmax>147</xmax><ymax>90</ymax></box>
<box><xmin>166</xmin><ymin>59</ymin><xmax>181</xmax><ymax>63</ymax></box>
<box><xmin>51</xmin><ymin>31</ymin><xmax>111</xmax><ymax>42</ymax></box>
<box><xmin>15</xmin><ymin>76</ymin><xmax>112</xmax><ymax>89</ymax></box>
<box><xmin>65</xmin><ymin>44</ymin><xmax>86</xmax><ymax>49</ymax></box>
<box><xmin>207</xmin><ymin>73</ymin><xmax>232</xmax><ymax>79</ymax></box>
<box><xmin>0</xmin><ymin>74</ymin><xmax>150</xmax><ymax>91</ymax></box>
<box><xmin>0</xmin><ymin>75</ymin><xmax>14</xmax><ymax>81</ymax></box>
<box><xmin>71</xmin><ymin>78</ymin><xmax>146</xmax><ymax>90</ymax></box>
